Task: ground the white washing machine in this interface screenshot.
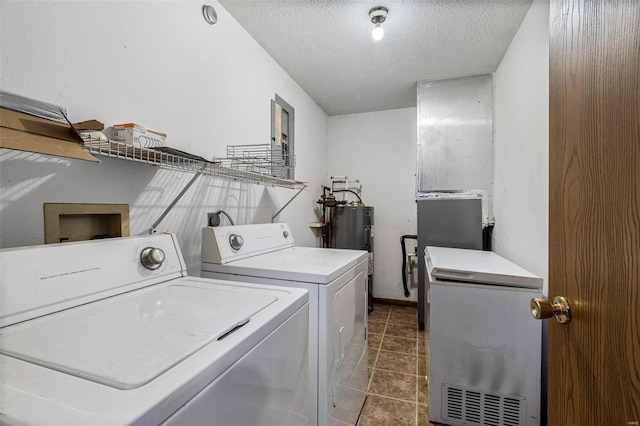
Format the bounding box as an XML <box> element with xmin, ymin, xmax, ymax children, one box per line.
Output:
<box><xmin>0</xmin><ymin>233</ymin><xmax>309</xmax><ymax>426</ymax></box>
<box><xmin>201</xmin><ymin>223</ymin><xmax>369</xmax><ymax>426</ymax></box>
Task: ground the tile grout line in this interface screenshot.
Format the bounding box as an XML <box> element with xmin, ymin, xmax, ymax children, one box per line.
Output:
<box><xmin>367</xmin><ymin>316</ymin><xmax>386</xmax><ymax>391</ymax></box>
<box><xmin>367</xmin><ymin>305</ymin><xmax>423</xmax><ymax>425</ymax></box>
<box><xmin>366</xmin><ymin>390</ymin><xmax>419</xmax><ymax>405</ymax></box>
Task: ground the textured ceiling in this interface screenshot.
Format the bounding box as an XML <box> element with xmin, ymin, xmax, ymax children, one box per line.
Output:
<box><xmin>218</xmin><ymin>0</ymin><xmax>533</xmax><ymax>116</ymax></box>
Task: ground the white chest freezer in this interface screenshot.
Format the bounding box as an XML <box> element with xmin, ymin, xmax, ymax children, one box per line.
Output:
<box><xmin>426</xmin><ymin>246</ymin><xmax>543</xmax><ymax>426</ymax></box>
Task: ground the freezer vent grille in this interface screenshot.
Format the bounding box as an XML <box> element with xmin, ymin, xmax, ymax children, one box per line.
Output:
<box><xmin>442</xmin><ymin>383</ymin><xmax>526</xmax><ymax>426</ymax></box>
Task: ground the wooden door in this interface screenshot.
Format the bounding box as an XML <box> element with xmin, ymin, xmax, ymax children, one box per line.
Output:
<box><xmin>549</xmin><ymin>0</ymin><xmax>640</xmax><ymax>424</ymax></box>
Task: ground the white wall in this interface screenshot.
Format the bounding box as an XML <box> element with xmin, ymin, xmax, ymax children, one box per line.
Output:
<box><xmin>0</xmin><ymin>1</ymin><xmax>328</xmax><ymax>274</ymax></box>
<box><xmin>328</xmin><ymin>108</ymin><xmax>418</xmax><ymax>301</ymax></box>
<box><xmin>326</xmin><ymin>1</ymin><xmax>549</xmax><ymax>304</ymax></box>
<box><xmin>493</xmin><ymin>1</ymin><xmax>549</xmax><ymax>293</ymax></box>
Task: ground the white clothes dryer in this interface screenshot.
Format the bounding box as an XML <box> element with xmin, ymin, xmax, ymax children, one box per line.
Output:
<box><xmin>201</xmin><ymin>223</ymin><xmax>369</xmax><ymax>426</ymax></box>
<box><xmin>0</xmin><ymin>233</ymin><xmax>309</xmax><ymax>426</ymax></box>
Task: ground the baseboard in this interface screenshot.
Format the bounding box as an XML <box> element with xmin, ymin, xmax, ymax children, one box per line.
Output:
<box><xmin>373</xmin><ymin>297</ymin><xmax>418</xmax><ymax>308</ymax></box>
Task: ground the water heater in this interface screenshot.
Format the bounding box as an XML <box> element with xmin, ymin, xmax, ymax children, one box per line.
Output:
<box><xmin>332</xmin><ymin>205</ymin><xmax>374</xmax><ymax>313</ymax></box>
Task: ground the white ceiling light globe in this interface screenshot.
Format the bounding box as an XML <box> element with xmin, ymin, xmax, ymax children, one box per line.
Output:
<box><xmin>372</xmin><ymin>24</ymin><xmax>384</xmax><ymax>41</ymax></box>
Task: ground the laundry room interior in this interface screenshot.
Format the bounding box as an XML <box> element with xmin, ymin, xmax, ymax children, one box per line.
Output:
<box><xmin>1</xmin><ymin>1</ymin><xmax>638</xmax><ymax>426</ymax></box>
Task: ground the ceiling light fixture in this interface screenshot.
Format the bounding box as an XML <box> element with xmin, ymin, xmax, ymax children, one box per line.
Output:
<box><xmin>369</xmin><ymin>6</ymin><xmax>388</xmax><ymax>41</ymax></box>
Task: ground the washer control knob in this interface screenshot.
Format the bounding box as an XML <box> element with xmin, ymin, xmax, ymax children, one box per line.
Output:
<box><xmin>229</xmin><ymin>234</ymin><xmax>244</xmax><ymax>250</ymax></box>
<box><xmin>140</xmin><ymin>247</ymin><xmax>165</xmax><ymax>270</ymax></box>
<box><xmin>283</xmin><ymin>230</ymin><xmax>289</xmax><ymax>238</ymax></box>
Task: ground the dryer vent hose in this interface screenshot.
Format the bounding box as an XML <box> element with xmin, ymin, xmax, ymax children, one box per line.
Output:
<box><xmin>400</xmin><ymin>235</ymin><xmax>417</xmax><ymax>298</ymax></box>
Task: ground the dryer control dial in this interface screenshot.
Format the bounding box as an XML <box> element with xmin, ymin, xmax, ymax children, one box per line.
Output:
<box><xmin>140</xmin><ymin>247</ymin><xmax>165</xmax><ymax>270</ymax></box>
<box><xmin>229</xmin><ymin>234</ymin><xmax>244</xmax><ymax>250</ymax></box>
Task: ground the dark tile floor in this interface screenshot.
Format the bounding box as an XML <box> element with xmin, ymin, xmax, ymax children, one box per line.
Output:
<box><xmin>357</xmin><ymin>303</ymin><xmax>439</xmax><ymax>426</ymax></box>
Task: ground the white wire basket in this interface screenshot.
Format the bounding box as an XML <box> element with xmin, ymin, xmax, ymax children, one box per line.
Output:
<box><xmin>224</xmin><ymin>144</ymin><xmax>295</xmax><ymax>179</ymax></box>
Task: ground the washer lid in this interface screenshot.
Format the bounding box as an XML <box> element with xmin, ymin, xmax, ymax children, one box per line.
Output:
<box><xmin>426</xmin><ymin>246</ymin><xmax>542</xmax><ymax>289</ymax></box>
<box><xmin>0</xmin><ymin>280</ymin><xmax>276</xmax><ymax>390</ymax></box>
<box><xmin>202</xmin><ymin>246</ymin><xmax>368</xmax><ymax>284</ymax></box>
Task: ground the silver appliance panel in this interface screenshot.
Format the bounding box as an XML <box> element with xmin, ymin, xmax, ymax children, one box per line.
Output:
<box><xmin>416</xmin><ymin>74</ymin><xmax>494</xmax><ymax>209</ymax></box>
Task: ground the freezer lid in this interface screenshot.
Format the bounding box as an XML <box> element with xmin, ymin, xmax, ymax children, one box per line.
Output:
<box><xmin>0</xmin><ymin>279</ymin><xmax>277</xmax><ymax>390</ymax></box>
<box><xmin>425</xmin><ymin>246</ymin><xmax>542</xmax><ymax>289</ymax></box>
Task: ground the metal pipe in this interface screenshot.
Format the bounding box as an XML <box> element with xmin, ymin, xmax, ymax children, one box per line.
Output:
<box><xmin>322</xmin><ymin>186</ymin><xmax>364</xmax><ymax>204</ymax></box>
<box><xmin>401</xmin><ymin>235</ymin><xmax>418</xmax><ymax>297</ymax></box>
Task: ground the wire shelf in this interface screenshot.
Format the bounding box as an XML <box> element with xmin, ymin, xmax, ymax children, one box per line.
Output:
<box><xmin>83</xmin><ymin>138</ymin><xmax>304</xmax><ymax>189</ymax></box>
<box><xmin>225</xmin><ymin>144</ymin><xmax>294</xmax><ymax>180</ymax></box>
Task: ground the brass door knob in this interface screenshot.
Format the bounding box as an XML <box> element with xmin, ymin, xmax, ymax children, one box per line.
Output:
<box><xmin>530</xmin><ymin>296</ymin><xmax>571</xmax><ymax>324</ymax></box>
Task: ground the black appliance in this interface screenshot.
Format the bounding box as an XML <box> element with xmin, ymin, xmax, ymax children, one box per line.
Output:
<box><xmin>417</xmin><ymin>196</ymin><xmax>490</xmax><ymax>330</ymax></box>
